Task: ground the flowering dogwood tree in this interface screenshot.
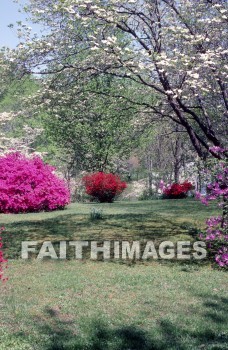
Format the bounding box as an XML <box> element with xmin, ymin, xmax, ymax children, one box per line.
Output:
<box><xmin>0</xmin><ymin>63</ymin><xmax>45</xmax><ymax>157</ymax></box>
<box><xmin>0</xmin><ymin>118</ymin><xmax>44</xmax><ymax>157</ymax></box>
<box><xmin>4</xmin><ymin>0</ymin><xmax>227</xmax><ymax>159</ymax></box>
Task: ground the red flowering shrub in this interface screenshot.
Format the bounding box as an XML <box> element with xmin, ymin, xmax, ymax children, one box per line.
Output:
<box><xmin>83</xmin><ymin>172</ymin><xmax>127</xmax><ymax>203</ymax></box>
<box><xmin>0</xmin><ymin>152</ymin><xmax>70</xmax><ymax>213</ymax></box>
<box><xmin>163</xmin><ymin>181</ymin><xmax>192</xmax><ymax>199</ymax></box>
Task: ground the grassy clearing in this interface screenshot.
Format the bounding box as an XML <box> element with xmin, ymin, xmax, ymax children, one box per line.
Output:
<box><xmin>1</xmin><ymin>199</ymin><xmax>227</xmax><ymax>349</ymax></box>
<box><xmin>0</xmin><ymin>199</ymin><xmax>219</xmax><ymax>226</ymax></box>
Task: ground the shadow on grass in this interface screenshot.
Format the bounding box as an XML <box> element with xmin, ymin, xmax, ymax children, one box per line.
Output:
<box><xmin>15</xmin><ymin>295</ymin><xmax>228</xmax><ymax>350</ymax></box>
<box><xmin>197</xmin><ymin>294</ymin><xmax>228</xmax><ymax>325</ymax></box>
<box><xmin>3</xmin><ymin>211</ymin><xmax>201</xmax><ymax>260</ymax></box>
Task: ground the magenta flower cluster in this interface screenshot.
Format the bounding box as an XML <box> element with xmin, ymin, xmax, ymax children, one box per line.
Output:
<box><xmin>215</xmin><ymin>247</ymin><xmax>228</xmax><ymax>268</ymax></box>
<box><xmin>0</xmin><ymin>152</ymin><xmax>70</xmax><ymax>213</ymax></box>
<box><xmin>199</xmin><ymin>215</ymin><xmax>228</xmax><ymax>255</ymax></box>
<box><xmin>0</xmin><ymin>227</ymin><xmax>8</xmax><ymax>282</ymax></box>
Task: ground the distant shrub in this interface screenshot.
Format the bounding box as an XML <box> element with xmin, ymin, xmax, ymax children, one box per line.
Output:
<box><xmin>83</xmin><ymin>172</ymin><xmax>127</xmax><ymax>203</ymax></box>
<box><xmin>162</xmin><ymin>181</ymin><xmax>192</xmax><ymax>199</ymax></box>
<box><xmin>0</xmin><ymin>152</ymin><xmax>70</xmax><ymax>213</ymax></box>
<box><xmin>139</xmin><ymin>189</ymin><xmax>159</xmax><ymax>201</ymax></box>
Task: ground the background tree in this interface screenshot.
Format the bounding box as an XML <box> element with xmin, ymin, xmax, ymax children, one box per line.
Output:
<box><xmin>136</xmin><ymin>121</ymin><xmax>194</xmax><ymax>193</ymax></box>
<box><xmin>40</xmin><ymin>75</ymin><xmax>139</xmax><ymax>175</ymax></box>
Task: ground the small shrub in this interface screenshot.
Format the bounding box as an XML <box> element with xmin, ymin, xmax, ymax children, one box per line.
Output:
<box><xmin>82</xmin><ymin>172</ymin><xmax>127</xmax><ymax>203</ymax></box>
<box><xmin>0</xmin><ymin>152</ymin><xmax>70</xmax><ymax>213</ymax></box>
<box><xmin>73</xmin><ymin>184</ymin><xmax>91</xmax><ymax>203</ymax></box>
<box><xmin>139</xmin><ymin>189</ymin><xmax>159</xmax><ymax>200</ymax></box>
<box><xmin>90</xmin><ymin>207</ymin><xmax>104</xmax><ymax>220</ymax></box>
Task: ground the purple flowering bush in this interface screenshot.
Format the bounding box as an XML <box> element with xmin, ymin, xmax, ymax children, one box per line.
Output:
<box><xmin>196</xmin><ymin>146</ymin><xmax>228</xmax><ymax>268</ymax></box>
<box><xmin>0</xmin><ymin>152</ymin><xmax>70</xmax><ymax>213</ymax></box>
<box><xmin>198</xmin><ymin>215</ymin><xmax>228</xmax><ymax>268</ymax></box>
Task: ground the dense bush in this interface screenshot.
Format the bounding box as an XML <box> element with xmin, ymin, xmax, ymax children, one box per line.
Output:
<box><xmin>83</xmin><ymin>172</ymin><xmax>127</xmax><ymax>203</ymax></box>
<box><xmin>0</xmin><ymin>152</ymin><xmax>70</xmax><ymax>213</ymax></box>
<box><xmin>162</xmin><ymin>181</ymin><xmax>192</xmax><ymax>199</ymax></box>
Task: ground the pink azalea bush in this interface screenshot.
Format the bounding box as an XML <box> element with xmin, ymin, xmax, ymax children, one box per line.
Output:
<box><xmin>196</xmin><ymin>146</ymin><xmax>228</xmax><ymax>268</ymax></box>
<box><xmin>0</xmin><ymin>152</ymin><xmax>70</xmax><ymax>213</ymax></box>
<box><xmin>0</xmin><ymin>227</ymin><xmax>8</xmax><ymax>282</ymax></box>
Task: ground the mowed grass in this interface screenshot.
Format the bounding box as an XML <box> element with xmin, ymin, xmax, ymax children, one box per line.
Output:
<box><xmin>0</xmin><ymin>199</ymin><xmax>227</xmax><ymax>349</ymax></box>
<box><xmin>1</xmin><ymin>261</ymin><xmax>227</xmax><ymax>350</ymax></box>
<box><xmin>0</xmin><ymin>199</ymin><xmax>220</xmax><ymax>259</ymax></box>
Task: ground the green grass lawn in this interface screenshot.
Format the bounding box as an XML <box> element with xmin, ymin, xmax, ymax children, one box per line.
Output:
<box><xmin>0</xmin><ymin>199</ymin><xmax>220</xmax><ymax>260</ymax></box>
<box><xmin>0</xmin><ymin>199</ymin><xmax>227</xmax><ymax>350</ymax></box>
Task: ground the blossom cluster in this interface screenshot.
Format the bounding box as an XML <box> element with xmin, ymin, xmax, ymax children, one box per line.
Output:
<box><xmin>0</xmin><ymin>227</ymin><xmax>8</xmax><ymax>282</ymax></box>
<box><xmin>83</xmin><ymin>172</ymin><xmax>127</xmax><ymax>203</ymax></box>
<box><xmin>215</xmin><ymin>247</ymin><xmax>228</xmax><ymax>268</ymax></box>
<box><xmin>160</xmin><ymin>181</ymin><xmax>192</xmax><ymax>199</ymax></box>
<box><xmin>199</xmin><ymin>216</ymin><xmax>228</xmax><ymax>268</ymax></box>
<box><xmin>0</xmin><ymin>152</ymin><xmax>70</xmax><ymax>213</ymax></box>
